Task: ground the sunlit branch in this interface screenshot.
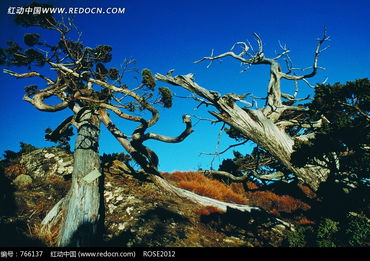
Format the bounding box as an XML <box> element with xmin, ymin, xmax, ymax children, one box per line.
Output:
<box><xmin>3</xmin><ymin>69</ymin><xmax>54</xmax><ymax>85</ymax></box>
<box><xmin>280</xmin><ymin>27</ymin><xmax>330</xmax><ymax>81</ymax></box>
<box><xmin>98</xmin><ymin>109</ymin><xmax>134</xmax><ymax>153</ymax></box>
<box><xmin>49</xmin><ymin>62</ymin><xmax>160</xmax><ymax>127</ymax></box>
<box><xmin>144</xmin><ymin>114</ymin><xmax>193</xmax><ymax>143</ymax></box>
<box><xmin>76</xmin><ymin>96</ymin><xmax>144</xmax><ymax>122</ymax></box>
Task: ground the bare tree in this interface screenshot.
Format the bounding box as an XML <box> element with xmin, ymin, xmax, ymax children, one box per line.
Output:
<box><xmin>2</xmin><ymin>12</ymin><xmax>193</xmax><ymax>246</ymax></box>
<box><xmin>156</xmin><ymin>29</ymin><xmax>331</xmax><ymax>191</ymax></box>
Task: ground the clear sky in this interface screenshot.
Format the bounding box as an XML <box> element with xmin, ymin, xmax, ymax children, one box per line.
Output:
<box><xmin>0</xmin><ymin>0</ymin><xmax>369</xmax><ymax>172</ymax></box>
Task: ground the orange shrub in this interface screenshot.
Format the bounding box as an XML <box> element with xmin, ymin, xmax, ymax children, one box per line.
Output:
<box><xmin>230</xmin><ymin>183</ymin><xmax>245</xmax><ymax>195</ymax></box>
<box><xmin>269</xmin><ymin>209</ymin><xmax>280</xmax><ymax>216</ymax></box>
<box><xmin>245</xmin><ymin>181</ymin><xmax>259</xmax><ymax>191</ymax></box>
<box><xmin>295</xmin><ymin>218</ymin><xmax>315</xmax><ymax>225</ymax></box>
<box><xmin>165</xmin><ymin>171</ymin><xmax>310</xmax><ymax>214</ymax></box>
<box><xmin>4</xmin><ymin>164</ymin><xmax>27</xmax><ymax>178</ymax></box>
<box><xmin>166</xmin><ymin>171</ymin><xmax>246</xmax><ymax>204</ymax></box>
<box><xmin>298</xmin><ymin>185</ymin><xmax>316</xmax><ymax>199</ymax></box>
<box><xmin>195</xmin><ymin>206</ymin><xmax>225</xmax><ymax>216</ymax></box>
<box><xmin>245</xmin><ymin>191</ymin><xmax>311</xmax><ymax>214</ymax></box>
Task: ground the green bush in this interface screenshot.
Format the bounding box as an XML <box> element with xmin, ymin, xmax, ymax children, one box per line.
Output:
<box><xmin>344</xmin><ymin>213</ymin><xmax>370</xmax><ymax>247</ymax></box>
<box><xmin>284</xmin><ymin>214</ymin><xmax>369</xmax><ymax>247</ymax></box>
<box><xmin>284</xmin><ymin>226</ymin><xmax>314</xmax><ymax>247</ymax></box>
<box><xmin>315</xmin><ymin>218</ymin><xmax>339</xmax><ymax>247</ymax></box>
<box><xmin>19</xmin><ymin>142</ymin><xmax>38</xmax><ymax>154</ymax></box>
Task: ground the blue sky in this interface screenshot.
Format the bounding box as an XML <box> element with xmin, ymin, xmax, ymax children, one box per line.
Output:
<box><xmin>0</xmin><ymin>0</ymin><xmax>369</xmax><ymax>172</ymax></box>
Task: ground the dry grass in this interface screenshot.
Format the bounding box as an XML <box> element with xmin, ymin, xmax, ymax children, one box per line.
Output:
<box><xmin>269</xmin><ymin>209</ymin><xmax>280</xmax><ymax>216</ymax></box>
<box><xmin>195</xmin><ymin>206</ymin><xmax>225</xmax><ymax>216</ymax></box>
<box><xmin>43</xmin><ymin>175</ymin><xmax>70</xmax><ymax>194</ymax></box>
<box><xmin>295</xmin><ymin>218</ymin><xmax>316</xmax><ymax>225</ymax></box>
<box><xmin>244</xmin><ymin>191</ymin><xmax>311</xmax><ymax>214</ymax></box>
<box><xmin>28</xmin><ymin>223</ymin><xmax>60</xmax><ymax>247</ymax></box>
<box><xmin>245</xmin><ymin>181</ymin><xmax>259</xmax><ymax>190</ymax></box>
<box><xmin>298</xmin><ymin>185</ymin><xmax>317</xmax><ymax>199</ymax></box>
<box><xmin>165</xmin><ymin>171</ymin><xmax>247</xmax><ymax>204</ymax></box>
<box><xmin>4</xmin><ymin>163</ymin><xmax>27</xmax><ymax>178</ymax></box>
<box><xmin>165</xmin><ymin>171</ymin><xmax>311</xmax><ymax>215</ymax></box>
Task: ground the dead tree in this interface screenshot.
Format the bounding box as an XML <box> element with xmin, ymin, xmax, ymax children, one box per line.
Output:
<box><xmin>2</xmin><ymin>14</ymin><xmax>193</xmax><ymax>246</ymax></box>
<box><xmin>156</xmin><ymin>30</ymin><xmax>331</xmax><ymax>191</ymax></box>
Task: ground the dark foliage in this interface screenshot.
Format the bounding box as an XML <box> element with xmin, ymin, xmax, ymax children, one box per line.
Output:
<box><xmin>219</xmin><ymin>158</ymin><xmax>240</xmax><ymax>176</ymax></box>
<box><xmin>158</xmin><ymin>87</ymin><xmax>173</xmax><ymax>108</ymax></box>
<box><xmin>44</xmin><ymin>126</ymin><xmax>73</xmax><ymax>151</ymax></box>
<box><xmin>224</xmin><ymin>126</ymin><xmax>247</xmax><ymax>141</ymax></box>
<box><xmin>218</xmin><ymin>147</ymin><xmax>288</xmax><ymax>182</ymax></box>
<box><xmin>0</xmin><ymin>41</ymin><xmax>45</xmax><ymax>67</ymax></box>
<box><xmin>220</xmin><ymin>79</ymin><xmax>369</xmax><ymax>192</ymax></box>
<box><xmin>100</xmin><ymin>152</ymin><xmax>132</xmax><ymax>169</ymax></box>
<box><xmin>108</xmin><ymin>68</ymin><xmax>119</xmax><ymax>80</ymax></box>
<box><xmin>14</xmin><ymin>2</ymin><xmax>56</xmax><ymax>28</ymax></box>
<box><xmin>142</xmin><ymin>69</ymin><xmax>156</xmax><ymax>90</ymax></box>
<box><xmin>283</xmin><ymin>213</ymin><xmax>370</xmax><ymax>247</ymax></box>
<box><xmin>292</xmin><ymin>79</ymin><xmax>370</xmax><ymax>180</ymax></box>
<box><xmin>24</xmin><ymin>33</ymin><xmax>40</xmax><ymax>47</ymax></box>
<box><xmin>24</xmin><ymin>84</ymin><xmax>38</xmax><ymax>93</ymax></box>
<box><xmin>1</xmin><ymin>142</ymin><xmax>38</xmax><ymax>169</ymax></box>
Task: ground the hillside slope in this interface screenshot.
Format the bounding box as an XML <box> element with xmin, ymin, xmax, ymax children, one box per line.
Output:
<box><xmin>0</xmin><ymin>147</ymin><xmax>293</xmax><ymax>247</ymax></box>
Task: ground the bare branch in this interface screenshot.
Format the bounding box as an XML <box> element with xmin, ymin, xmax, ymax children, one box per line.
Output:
<box><xmin>23</xmin><ymin>90</ymin><xmax>69</xmax><ymax>112</ymax></box>
<box><xmin>191</xmin><ymin>115</ymin><xmax>219</xmax><ymax>124</ymax></box>
<box><xmin>277</xmin><ymin>114</ymin><xmax>330</xmax><ymax>130</ymax></box>
<box><xmin>294</xmin><ymin>133</ymin><xmax>316</xmax><ymax>142</ymax></box>
<box><xmin>98</xmin><ymin>109</ymin><xmax>134</xmax><ymax>153</ymax></box>
<box><xmin>280</xmin><ymin>28</ymin><xmax>330</xmax><ymax>81</ymax></box>
<box><xmin>194</xmin><ymin>50</ymin><xmax>251</xmax><ymax>65</ymax></box>
<box><xmin>281</xmin><ymin>93</ymin><xmax>311</xmax><ymax>102</ymax></box>
<box><xmin>144</xmin><ymin>114</ymin><xmax>193</xmax><ymax>143</ymax></box>
<box><xmin>49</xmin><ymin>62</ymin><xmax>160</xmax><ymax>127</ymax></box>
<box><xmin>231</xmin><ymin>41</ymin><xmax>249</xmax><ymax>56</ymax></box>
<box><xmin>99</xmin><ymin>108</ymin><xmax>161</xmax><ymax>175</ymax></box>
<box><xmin>338</xmin><ymin>101</ymin><xmax>370</xmax><ymax>121</ymax></box>
<box><xmin>203</xmin><ymin>170</ymin><xmax>249</xmax><ymax>182</ymax></box>
<box><xmin>174</xmin><ymin>93</ymin><xmax>214</xmax><ymax>108</ymax></box>
<box><xmin>155</xmin><ymin>73</ymin><xmax>219</xmax><ymax>102</ymax></box>
<box><xmin>76</xmin><ymin>96</ymin><xmax>144</xmax><ymax>122</ymax></box>
<box><xmin>282</xmin><ymin>105</ymin><xmax>309</xmax><ymax>112</ymax></box>
<box><xmin>276</xmin><ymin>119</ymin><xmax>323</xmax><ymax>129</ymax></box>
<box><xmin>256</xmin><ymin>171</ymin><xmax>285</xmax><ymax>180</ymax></box>
<box><xmin>273</xmin><ymin>41</ymin><xmax>290</xmax><ymax>60</ymax></box>
<box><xmin>202</xmin><ymin>169</ymin><xmax>285</xmax><ymax>182</ymax></box>
<box><xmin>200</xmin><ymin>139</ymin><xmax>248</xmax><ymax>156</ymax></box>
<box><xmin>3</xmin><ymin>69</ymin><xmax>54</xmax><ymax>85</ymax></box>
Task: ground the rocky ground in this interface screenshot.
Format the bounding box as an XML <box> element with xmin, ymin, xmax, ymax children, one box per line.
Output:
<box><xmin>0</xmin><ymin>147</ymin><xmax>293</xmax><ymax>247</ymax></box>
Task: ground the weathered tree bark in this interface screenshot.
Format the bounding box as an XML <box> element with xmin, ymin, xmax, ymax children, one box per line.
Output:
<box><xmin>56</xmin><ymin>108</ymin><xmax>102</xmax><ymax>247</ymax></box>
<box><xmin>211</xmin><ymin>105</ymin><xmax>329</xmax><ymax>190</ymax></box>
<box><xmin>154</xmin><ymin>31</ymin><xmax>333</xmax><ymax>190</ymax></box>
<box><xmin>155</xmin><ymin>73</ymin><xmax>330</xmax><ymax>191</ymax></box>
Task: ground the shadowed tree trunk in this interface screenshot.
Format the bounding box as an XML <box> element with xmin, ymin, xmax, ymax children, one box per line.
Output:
<box><xmin>57</xmin><ymin>108</ymin><xmax>101</xmax><ymax>246</ymax></box>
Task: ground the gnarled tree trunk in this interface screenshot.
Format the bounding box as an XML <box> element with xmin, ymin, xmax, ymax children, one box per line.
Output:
<box><xmin>154</xmin><ymin>31</ymin><xmax>332</xmax><ymax>191</ymax></box>
<box><xmin>57</xmin><ymin>108</ymin><xmax>102</xmax><ymax>246</ymax></box>
<box><xmin>210</xmin><ymin>104</ymin><xmax>329</xmax><ymax>190</ymax></box>
<box><xmin>155</xmin><ymin>73</ymin><xmax>330</xmax><ymax>191</ymax></box>
<box><xmin>42</xmin><ymin>108</ymin><xmax>102</xmax><ymax>247</ymax></box>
